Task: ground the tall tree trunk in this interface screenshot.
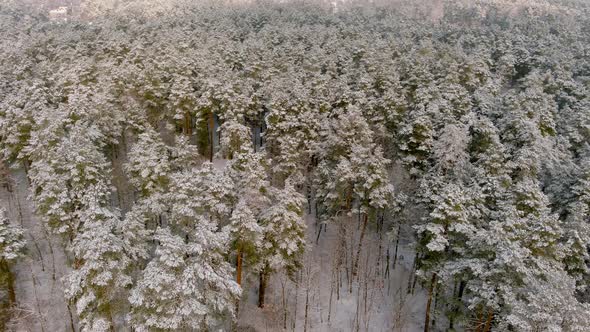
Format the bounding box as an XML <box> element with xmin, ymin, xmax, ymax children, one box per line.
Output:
<box><xmin>385</xmin><ymin>247</ymin><xmax>390</xmax><ymax>279</ymax></box>
<box><xmin>0</xmin><ymin>260</ymin><xmax>16</xmax><ymax>305</ymax></box>
<box><xmin>376</xmin><ymin>215</ymin><xmax>383</xmax><ymax>278</ymax></box>
<box><xmin>236</xmin><ymin>248</ymin><xmax>243</xmax><ymax>324</ymax></box>
<box><xmin>423</xmin><ymin>273</ymin><xmax>437</xmax><ymax>332</ymax></box>
<box><xmin>303</xmin><ymin>285</ymin><xmax>310</xmax><ymax>332</ymax></box>
<box><xmin>345</xmin><ymin>187</ymin><xmax>353</xmax><ymax>210</ymax></box>
<box><xmin>392</xmin><ymin>224</ymin><xmax>401</xmax><ymax>270</ymax></box>
<box><xmin>22</xmin><ymin>159</ymin><xmax>30</xmax><ymax>176</ymax></box>
<box><xmin>184</xmin><ymin>112</ymin><xmax>192</xmax><ymax>136</ymax></box>
<box><xmin>236</xmin><ymin>248</ymin><xmax>243</xmax><ymax>286</ymax></box>
<box><xmin>306</xmin><ymin>168</ymin><xmax>313</xmax><ymax>215</ymax></box>
<box><xmin>104</xmin><ymin>303</ymin><xmax>115</xmax><ymax>332</ymax></box>
<box><xmin>431</xmin><ymin>282</ymin><xmax>440</xmax><ymax>331</ymax></box>
<box><xmin>293</xmin><ymin>270</ymin><xmax>300</xmax><ymax>331</ymax></box>
<box><xmin>258</xmin><ymin>265</ymin><xmax>269</xmax><ymax>308</ymax></box>
<box><xmin>280</xmin><ymin>276</ymin><xmax>288</xmax><ymax>330</ymax></box>
<box><xmin>67</xmin><ymin>303</ymin><xmax>76</xmax><ymax>332</ymax></box>
<box><xmin>407</xmin><ymin>254</ymin><xmax>418</xmax><ymax>294</ymax></box>
<box><xmin>208</xmin><ymin>111</ymin><xmax>214</xmax><ymax>162</ymax></box>
<box><xmin>483</xmin><ymin>309</ymin><xmax>494</xmax><ymax>332</ymax></box>
<box><xmin>353</xmin><ymin>213</ymin><xmax>369</xmax><ymax>277</ymax></box>
<box><xmin>0</xmin><ymin>259</ymin><xmax>15</xmax><ymax>332</ymax></box>
<box><xmin>449</xmin><ymin>280</ymin><xmax>458</xmax><ymax>331</ymax></box>
<box><xmin>474</xmin><ymin>306</ymin><xmax>485</xmax><ymax>332</ymax></box>
<box><xmin>449</xmin><ymin>279</ymin><xmax>466</xmax><ymax>330</ymax></box>
<box><xmin>328</xmin><ymin>266</ymin><xmax>334</xmax><ymax>324</ymax></box>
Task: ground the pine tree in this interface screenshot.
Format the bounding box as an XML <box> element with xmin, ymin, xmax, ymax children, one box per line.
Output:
<box><xmin>316</xmin><ymin>106</ymin><xmax>393</xmax><ymax>218</ymax></box>
<box><xmin>225</xmin><ymin>151</ymin><xmax>269</xmax><ymax>286</ymax></box>
<box><xmin>563</xmin><ymin>151</ymin><xmax>590</xmax><ymax>282</ymax></box>
<box><xmin>125</xmin><ymin>128</ymin><xmax>172</xmax><ymax>197</ymax></box>
<box><xmin>26</xmin><ymin>121</ymin><xmax>134</xmax><ymax>331</ymax></box>
<box><xmin>257</xmin><ymin>182</ymin><xmax>306</xmax><ymax>308</ymax></box>
<box><xmin>219</xmin><ymin>109</ymin><xmax>253</xmax><ymax>160</ymax></box>
<box><xmin>129</xmin><ymin>227</ymin><xmax>240</xmax><ymax>331</ymax></box>
<box><xmin>265</xmin><ymin>87</ymin><xmax>321</xmax><ymax>183</ymax></box>
<box><xmin>129</xmin><ymin>163</ymin><xmax>240</xmax><ymax>330</ymax></box>
<box><xmin>461</xmin><ymin>177</ymin><xmax>590</xmax><ymax>331</ymax></box>
<box><xmin>122</xmin><ymin>128</ymin><xmax>174</xmax><ymax>263</ymax></box>
<box><xmin>0</xmin><ymin>207</ymin><xmax>26</xmax><ymax>307</ymax></box>
<box><xmin>65</xmin><ymin>193</ymin><xmax>133</xmax><ymax>332</ymax></box>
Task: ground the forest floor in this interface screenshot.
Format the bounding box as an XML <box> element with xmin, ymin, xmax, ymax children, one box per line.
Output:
<box><xmin>237</xmin><ymin>213</ymin><xmax>427</xmax><ymax>332</ymax></box>
<box><xmin>1</xmin><ymin>168</ymin><xmax>74</xmax><ymax>332</ymax></box>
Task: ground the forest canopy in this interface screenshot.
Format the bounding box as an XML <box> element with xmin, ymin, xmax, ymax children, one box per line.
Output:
<box><xmin>1</xmin><ymin>0</ymin><xmax>590</xmax><ymax>331</ymax></box>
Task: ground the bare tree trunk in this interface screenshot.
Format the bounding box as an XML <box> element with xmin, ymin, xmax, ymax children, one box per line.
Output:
<box><xmin>258</xmin><ymin>265</ymin><xmax>269</xmax><ymax>308</ymax></box>
<box><xmin>365</xmin><ymin>266</ymin><xmax>378</xmax><ymax>332</ymax></box>
<box><xmin>107</xmin><ymin>305</ymin><xmax>115</xmax><ymax>332</ymax></box>
<box><xmin>318</xmin><ymin>272</ymin><xmax>323</xmax><ymax>325</ymax></box>
<box><xmin>236</xmin><ymin>248</ymin><xmax>243</xmax><ymax>286</ymax></box>
<box><xmin>235</xmin><ymin>248</ymin><xmax>244</xmax><ymax>320</ymax></box>
<box><xmin>22</xmin><ymin>159</ymin><xmax>30</xmax><ymax>176</ymax></box>
<box><xmin>385</xmin><ymin>247</ymin><xmax>390</xmax><ymax>280</ymax></box>
<box><xmin>353</xmin><ymin>213</ymin><xmax>369</xmax><ymax>277</ymax></box>
<box><xmin>336</xmin><ymin>223</ymin><xmax>344</xmax><ymax>302</ymax></box>
<box><xmin>281</xmin><ymin>275</ymin><xmax>288</xmax><ymax>330</ymax></box>
<box><xmin>293</xmin><ymin>270</ymin><xmax>300</xmax><ymax>331</ymax></box>
<box><xmin>67</xmin><ymin>303</ymin><xmax>77</xmax><ymax>332</ymax></box>
<box><xmin>315</xmin><ymin>200</ymin><xmax>318</xmax><ymax>219</ymax></box>
<box><xmin>423</xmin><ymin>273</ymin><xmax>437</xmax><ymax>332</ymax></box>
<box><xmin>208</xmin><ymin>111</ymin><xmax>214</xmax><ymax>162</ymax></box>
<box><xmin>0</xmin><ymin>260</ymin><xmax>16</xmax><ymax>305</ymax></box>
<box><xmin>407</xmin><ymin>255</ymin><xmax>416</xmax><ymax>294</ymax></box>
<box><xmin>43</xmin><ymin>227</ymin><xmax>57</xmax><ymax>284</ymax></box>
<box><xmin>349</xmin><ymin>238</ymin><xmax>354</xmax><ymax>294</ymax></box>
<box><xmin>29</xmin><ymin>264</ymin><xmax>46</xmax><ymax>332</ymax></box>
<box><xmin>344</xmin><ymin>227</ymin><xmax>351</xmax><ymax>293</ymax></box>
<box><xmin>409</xmin><ymin>254</ymin><xmax>420</xmax><ymax>294</ymax></box>
<box><xmin>411</xmin><ymin>271</ymin><xmax>418</xmax><ymax>294</ymax></box>
<box><xmin>307</xmin><ymin>176</ymin><xmax>312</xmax><ymax>215</ymax></box>
<box><xmin>449</xmin><ymin>280</ymin><xmax>458</xmax><ymax>331</ymax></box>
<box><xmin>393</xmin><ymin>286</ymin><xmax>409</xmax><ymax>331</ymax></box>
<box><xmin>363</xmin><ymin>263</ymin><xmax>369</xmax><ymax>323</ymax></box>
<box><xmin>474</xmin><ymin>306</ymin><xmax>485</xmax><ymax>332</ymax></box>
<box><xmin>303</xmin><ymin>284</ymin><xmax>310</xmax><ymax>332</ymax></box>
<box><xmin>449</xmin><ymin>279</ymin><xmax>466</xmax><ymax>331</ymax></box>
<box><xmin>345</xmin><ymin>187</ymin><xmax>353</xmax><ymax>210</ymax></box>
<box><xmin>392</xmin><ymin>224</ymin><xmax>401</xmax><ymax>270</ymax></box>
<box><xmin>0</xmin><ymin>259</ymin><xmax>16</xmax><ymax>331</ymax></box>
<box><xmin>328</xmin><ymin>267</ymin><xmax>334</xmax><ymax>324</ymax></box>
<box><xmin>483</xmin><ymin>309</ymin><xmax>494</xmax><ymax>332</ymax></box>
<box><xmin>315</xmin><ymin>223</ymin><xmax>323</xmax><ymax>245</ymax></box>
<box><xmin>184</xmin><ymin>112</ymin><xmax>192</xmax><ymax>136</ymax></box>
<box><xmin>431</xmin><ymin>282</ymin><xmax>440</xmax><ymax>331</ymax></box>
<box><xmin>359</xmin><ymin>253</ymin><xmax>370</xmax><ymax>317</ymax></box>
<box><xmin>376</xmin><ymin>214</ymin><xmax>383</xmax><ymax>279</ymax></box>
<box><xmin>29</xmin><ymin>232</ymin><xmax>46</xmax><ymax>272</ymax></box>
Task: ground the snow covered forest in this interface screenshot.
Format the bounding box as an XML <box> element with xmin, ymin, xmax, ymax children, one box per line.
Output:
<box><xmin>1</xmin><ymin>0</ymin><xmax>590</xmax><ymax>331</ymax></box>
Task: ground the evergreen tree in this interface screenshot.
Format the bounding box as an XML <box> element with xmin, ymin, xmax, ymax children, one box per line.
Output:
<box><xmin>129</xmin><ymin>163</ymin><xmax>240</xmax><ymax>330</ymax></box>
<box><xmin>257</xmin><ymin>182</ymin><xmax>306</xmax><ymax>308</ymax></box>
<box><xmin>0</xmin><ymin>207</ymin><xmax>25</xmax><ymax>309</ymax></box>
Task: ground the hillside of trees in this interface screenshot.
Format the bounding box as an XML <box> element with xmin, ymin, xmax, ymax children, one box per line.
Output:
<box><xmin>1</xmin><ymin>0</ymin><xmax>590</xmax><ymax>331</ymax></box>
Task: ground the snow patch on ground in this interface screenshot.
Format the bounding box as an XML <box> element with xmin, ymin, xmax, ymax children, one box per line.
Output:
<box><xmin>237</xmin><ymin>213</ymin><xmax>426</xmax><ymax>331</ymax></box>
<box><xmin>1</xmin><ymin>168</ymin><xmax>76</xmax><ymax>331</ymax></box>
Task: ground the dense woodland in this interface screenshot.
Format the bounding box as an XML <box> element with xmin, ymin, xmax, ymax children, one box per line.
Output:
<box><xmin>1</xmin><ymin>0</ymin><xmax>590</xmax><ymax>331</ymax></box>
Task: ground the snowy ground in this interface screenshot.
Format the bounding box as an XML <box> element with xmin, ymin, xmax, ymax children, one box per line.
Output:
<box><xmin>1</xmin><ymin>168</ymin><xmax>74</xmax><ymax>332</ymax></box>
<box><xmin>237</xmin><ymin>214</ymin><xmax>427</xmax><ymax>332</ymax></box>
